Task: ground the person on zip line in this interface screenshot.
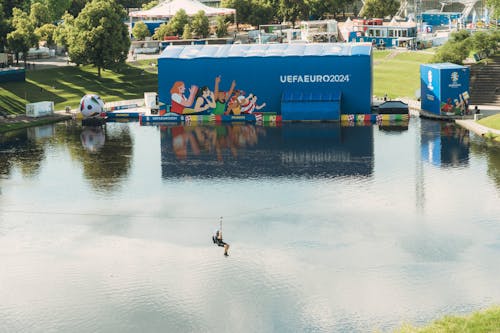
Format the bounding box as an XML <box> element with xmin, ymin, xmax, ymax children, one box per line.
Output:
<box><xmin>212</xmin><ymin>216</ymin><xmax>229</xmax><ymax>256</ymax></box>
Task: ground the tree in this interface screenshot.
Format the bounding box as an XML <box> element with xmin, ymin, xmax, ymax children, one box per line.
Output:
<box><xmin>433</xmin><ymin>39</ymin><xmax>470</xmax><ymax>65</ymax></box>
<box><xmin>191</xmin><ymin>10</ymin><xmax>209</xmax><ymax>38</ymax></box>
<box><xmin>182</xmin><ymin>23</ymin><xmax>192</xmax><ymax>39</ymax></box>
<box><xmin>487</xmin><ymin>0</ymin><xmax>500</xmax><ymax>19</ymax></box>
<box><xmin>30</xmin><ymin>2</ymin><xmax>51</xmax><ymax>28</ymax></box>
<box><xmin>471</xmin><ymin>31</ymin><xmax>499</xmax><ymax>57</ymax></box>
<box><xmin>167</xmin><ymin>9</ymin><xmax>189</xmax><ymax>36</ymax></box>
<box><xmin>44</xmin><ymin>0</ymin><xmax>73</xmax><ymax>22</ymax></box>
<box><xmin>116</xmin><ymin>0</ymin><xmax>151</xmax><ymax>9</ymax></box>
<box><xmin>2</xmin><ymin>0</ymin><xmax>27</xmax><ymax>17</ymax></box>
<box><xmin>277</xmin><ymin>0</ymin><xmax>308</xmax><ymax>27</ymax></box>
<box><xmin>360</xmin><ymin>0</ymin><xmax>399</xmax><ymax>18</ymax></box>
<box><xmin>0</xmin><ymin>3</ymin><xmax>9</xmax><ymax>51</ymax></box>
<box><xmin>450</xmin><ymin>29</ymin><xmax>470</xmax><ymax>43</ymax></box>
<box><xmin>152</xmin><ymin>22</ymin><xmax>175</xmax><ymax>40</ymax></box>
<box><xmin>142</xmin><ymin>0</ymin><xmax>159</xmax><ymax>10</ymax></box>
<box><xmin>35</xmin><ymin>23</ymin><xmax>57</xmax><ymax>47</ymax></box>
<box><xmin>221</xmin><ymin>0</ymin><xmax>251</xmax><ymax>28</ymax></box>
<box><xmin>69</xmin><ymin>0</ymin><xmax>130</xmax><ymax>76</ymax></box>
<box><xmin>132</xmin><ymin>21</ymin><xmax>150</xmax><ymax>40</ymax></box>
<box><xmin>68</xmin><ymin>0</ymin><xmax>88</xmax><ymax>17</ymax></box>
<box><xmin>215</xmin><ymin>15</ymin><xmax>228</xmax><ymax>38</ymax></box>
<box><xmin>307</xmin><ymin>0</ymin><xmax>351</xmax><ymax>20</ymax></box>
<box><xmin>54</xmin><ymin>12</ymin><xmax>75</xmax><ymax>49</ymax></box>
<box><xmin>247</xmin><ymin>0</ymin><xmax>274</xmax><ymax>27</ymax></box>
<box><xmin>6</xmin><ymin>8</ymin><xmax>38</xmax><ymax>65</ymax></box>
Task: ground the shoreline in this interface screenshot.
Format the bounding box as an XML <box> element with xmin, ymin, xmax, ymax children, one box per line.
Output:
<box><xmin>0</xmin><ymin>113</ymin><xmax>72</xmax><ymax>134</ymax></box>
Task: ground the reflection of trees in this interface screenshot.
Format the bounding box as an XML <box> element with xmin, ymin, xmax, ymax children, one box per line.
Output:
<box><xmin>0</xmin><ymin>129</ymin><xmax>46</xmax><ymax>178</ymax></box>
<box><xmin>471</xmin><ymin>142</ymin><xmax>500</xmax><ymax>189</ymax></box>
<box><xmin>56</xmin><ymin>122</ymin><xmax>133</xmax><ymax>193</ymax></box>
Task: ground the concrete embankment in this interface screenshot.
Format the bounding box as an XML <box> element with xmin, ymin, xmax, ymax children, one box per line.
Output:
<box><xmin>455</xmin><ymin>119</ymin><xmax>500</xmax><ymax>137</ymax></box>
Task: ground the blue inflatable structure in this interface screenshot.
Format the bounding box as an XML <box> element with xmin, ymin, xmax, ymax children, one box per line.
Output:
<box><xmin>157</xmin><ymin>43</ymin><xmax>373</xmax><ymax>121</ymax></box>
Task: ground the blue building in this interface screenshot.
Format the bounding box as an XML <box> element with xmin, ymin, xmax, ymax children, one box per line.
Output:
<box><xmin>420</xmin><ymin>63</ymin><xmax>470</xmax><ymax>115</ymax></box>
<box><xmin>157</xmin><ymin>43</ymin><xmax>373</xmax><ymax>121</ymax></box>
<box><xmin>421</xmin><ymin>12</ymin><xmax>462</xmax><ymax>27</ymax></box>
<box><xmin>347</xmin><ymin>18</ymin><xmax>417</xmax><ymax>49</ymax></box>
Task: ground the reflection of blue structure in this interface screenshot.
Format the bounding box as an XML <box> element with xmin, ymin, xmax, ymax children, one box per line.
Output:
<box><xmin>420</xmin><ymin>63</ymin><xmax>470</xmax><ymax>115</ymax></box>
<box><xmin>160</xmin><ymin>124</ymin><xmax>373</xmax><ymax>178</ymax></box>
<box><xmin>420</xmin><ymin>120</ymin><xmax>469</xmax><ymax>167</ymax></box>
<box><xmin>158</xmin><ymin>44</ymin><xmax>372</xmax><ymax>120</ymax></box>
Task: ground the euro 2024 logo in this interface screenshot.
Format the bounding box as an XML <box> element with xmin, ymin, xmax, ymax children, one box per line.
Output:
<box><xmin>449</xmin><ymin>71</ymin><xmax>461</xmax><ymax>88</ymax></box>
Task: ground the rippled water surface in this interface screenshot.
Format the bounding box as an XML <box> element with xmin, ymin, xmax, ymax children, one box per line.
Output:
<box><xmin>1</xmin><ymin>118</ymin><xmax>500</xmax><ymax>332</ymax></box>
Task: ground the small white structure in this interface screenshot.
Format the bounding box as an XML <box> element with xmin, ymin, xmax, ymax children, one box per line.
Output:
<box><xmin>26</xmin><ymin>101</ymin><xmax>54</xmax><ymax>117</ymax></box>
<box><xmin>300</xmin><ymin>20</ymin><xmax>338</xmax><ymax>43</ymax></box>
<box><xmin>144</xmin><ymin>92</ymin><xmax>158</xmax><ymax>109</ymax></box>
<box><xmin>0</xmin><ymin>53</ymin><xmax>8</xmax><ymax>66</ymax></box>
<box><xmin>144</xmin><ymin>92</ymin><xmax>160</xmax><ymax>115</ymax></box>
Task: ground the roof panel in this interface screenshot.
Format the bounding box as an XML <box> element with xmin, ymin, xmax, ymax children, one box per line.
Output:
<box><xmin>159</xmin><ymin>43</ymin><xmax>372</xmax><ymax>59</ymax></box>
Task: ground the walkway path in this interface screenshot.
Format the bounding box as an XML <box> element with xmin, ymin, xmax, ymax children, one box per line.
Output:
<box><xmin>456</xmin><ymin>119</ymin><xmax>500</xmax><ymax>137</ymax></box>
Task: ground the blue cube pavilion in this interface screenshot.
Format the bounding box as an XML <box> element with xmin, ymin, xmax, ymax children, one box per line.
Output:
<box><xmin>420</xmin><ymin>63</ymin><xmax>470</xmax><ymax>116</ymax></box>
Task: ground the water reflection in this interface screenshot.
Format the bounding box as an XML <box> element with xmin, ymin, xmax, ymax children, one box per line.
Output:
<box><xmin>2</xmin><ymin>119</ymin><xmax>500</xmax><ymax>332</ymax></box>
<box><xmin>161</xmin><ymin>123</ymin><xmax>374</xmax><ymax>178</ymax></box>
<box><xmin>27</xmin><ymin>124</ymin><xmax>55</xmax><ymax>141</ymax></box>
<box><xmin>61</xmin><ymin>123</ymin><xmax>133</xmax><ymax>192</ymax></box>
<box><xmin>421</xmin><ymin>120</ymin><xmax>470</xmax><ymax>167</ymax></box>
<box><xmin>81</xmin><ymin>126</ymin><xmax>106</xmax><ymax>153</ymax></box>
<box><xmin>471</xmin><ymin>141</ymin><xmax>500</xmax><ymax>189</ymax></box>
<box><xmin>0</xmin><ymin>128</ymin><xmax>47</xmax><ymax>178</ymax></box>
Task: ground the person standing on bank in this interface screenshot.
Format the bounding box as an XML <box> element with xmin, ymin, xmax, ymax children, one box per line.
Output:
<box><xmin>212</xmin><ymin>217</ymin><xmax>229</xmax><ymax>256</ymax></box>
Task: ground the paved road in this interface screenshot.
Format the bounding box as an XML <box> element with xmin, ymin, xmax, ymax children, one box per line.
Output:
<box><xmin>23</xmin><ymin>53</ymin><xmax>161</xmax><ymax>70</ymax></box>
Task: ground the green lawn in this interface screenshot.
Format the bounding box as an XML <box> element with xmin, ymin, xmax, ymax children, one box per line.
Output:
<box><xmin>478</xmin><ymin>113</ymin><xmax>500</xmax><ymax>130</ymax></box>
<box><xmin>478</xmin><ymin>113</ymin><xmax>500</xmax><ymax>143</ymax></box>
<box><xmin>0</xmin><ymin>60</ymin><xmax>158</xmax><ymax>114</ymax></box>
<box><xmin>373</xmin><ymin>50</ymin><xmax>434</xmax><ymax>99</ymax></box>
<box><xmin>394</xmin><ymin>306</ymin><xmax>500</xmax><ymax>333</ymax></box>
<box><xmin>373</xmin><ymin>49</ymin><xmax>391</xmax><ymax>60</ymax></box>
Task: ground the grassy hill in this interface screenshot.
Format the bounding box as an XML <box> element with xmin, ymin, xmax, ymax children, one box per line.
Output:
<box><xmin>373</xmin><ymin>50</ymin><xmax>434</xmax><ymax>99</ymax></box>
<box><xmin>0</xmin><ymin>60</ymin><xmax>158</xmax><ymax>114</ymax></box>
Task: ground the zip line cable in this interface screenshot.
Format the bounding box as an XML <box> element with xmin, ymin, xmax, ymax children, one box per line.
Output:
<box><xmin>1</xmin><ymin>189</ymin><xmax>339</xmax><ymax>221</ymax></box>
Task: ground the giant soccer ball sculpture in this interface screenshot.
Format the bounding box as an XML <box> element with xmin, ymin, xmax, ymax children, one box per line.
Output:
<box><xmin>79</xmin><ymin>94</ymin><xmax>105</xmax><ymax>118</ymax></box>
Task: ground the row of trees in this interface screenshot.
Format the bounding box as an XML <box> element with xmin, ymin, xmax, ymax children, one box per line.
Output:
<box><xmin>433</xmin><ymin>29</ymin><xmax>500</xmax><ymax>64</ymax></box>
<box><xmin>0</xmin><ymin>0</ymin><xmax>132</xmax><ymax>76</ymax></box>
<box><xmin>132</xmin><ymin>9</ymin><xmax>229</xmax><ymax>40</ymax></box>
<box><xmin>221</xmin><ymin>0</ymin><xmax>361</xmax><ymax>28</ymax></box>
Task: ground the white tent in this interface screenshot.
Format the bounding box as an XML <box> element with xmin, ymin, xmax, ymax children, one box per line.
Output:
<box><xmin>129</xmin><ymin>0</ymin><xmax>236</xmax><ymax>19</ymax></box>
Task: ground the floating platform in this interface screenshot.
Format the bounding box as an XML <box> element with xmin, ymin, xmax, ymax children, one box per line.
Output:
<box><xmin>105</xmin><ymin>109</ymin><xmax>145</xmax><ymax>119</ymax></box>
<box><xmin>139</xmin><ymin>112</ymin><xmax>409</xmax><ymax>125</ymax></box>
<box><xmin>82</xmin><ymin>117</ymin><xmax>106</xmax><ymax>127</ymax></box>
<box><xmin>341</xmin><ymin>114</ymin><xmax>409</xmax><ymax>123</ymax></box>
<box><xmin>374</xmin><ymin>100</ymin><xmax>409</xmax><ymax>114</ymax></box>
<box><xmin>419</xmin><ymin>109</ymin><xmax>473</xmax><ymax>121</ymax></box>
<box><xmin>139</xmin><ymin>113</ymin><xmax>282</xmax><ymax>124</ymax></box>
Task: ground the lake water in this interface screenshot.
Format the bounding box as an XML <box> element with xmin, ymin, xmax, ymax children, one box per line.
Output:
<box><xmin>1</xmin><ymin>118</ymin><xmax>499</xmax><ymax>332</ymax></box>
